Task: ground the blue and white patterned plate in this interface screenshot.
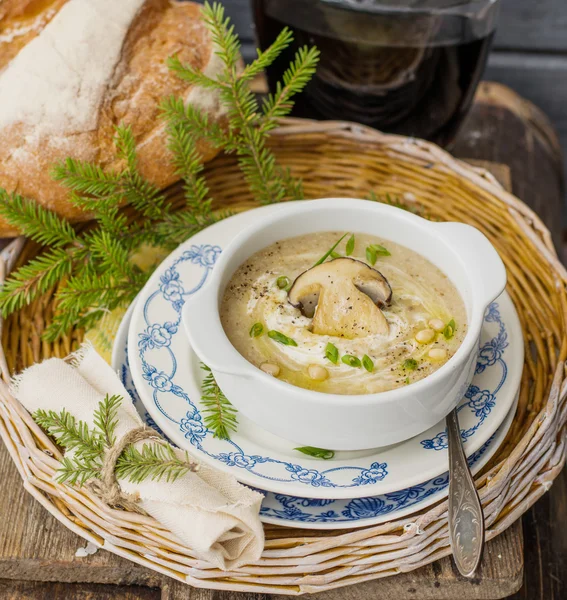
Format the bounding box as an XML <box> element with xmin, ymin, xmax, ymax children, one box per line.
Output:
<box><xmin>114</xmin><ymin>301</ymin><xmax>517</xmax><ymax>529</ymax></box>
<box><xmin>125</xmin><ymin>207</ymin><xmax>524</xmax><ymax>500</ymax></box>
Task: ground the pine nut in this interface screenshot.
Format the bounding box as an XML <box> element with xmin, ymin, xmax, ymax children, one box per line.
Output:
<box><xmin>308</xmin><ymin>364</ymin><xmax>329</xmax><ymax>381</ymax></box>
<box><xmin>416</xmin><ymin>328</ymin><xmax>435</xmax><ymax>344</ymax></box>
<box><xmin>260</xmin><ymin>362</ymin><xmax>280</xmax><ymax>377</ymax></box>
<box><xmin>428</xmin><ymin>318</ymin><xmax>445</xmax><ymax>332</ymax></box>
<box><xmin>428</xmin><ymin>348</ymin><xmax>447</xmax><ymax>361</ymax></box>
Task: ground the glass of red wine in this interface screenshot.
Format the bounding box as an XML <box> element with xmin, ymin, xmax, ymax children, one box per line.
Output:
<box><xmin>252</xmin><ymin>0</ymin><xmax>501</xmax><ymax>148</ymax></box>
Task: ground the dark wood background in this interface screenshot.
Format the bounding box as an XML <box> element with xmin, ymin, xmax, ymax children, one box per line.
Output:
<box><xmin>212</xmin><ymin>0</ymin><xmax>567</xmax><ymax>205</ymax></box>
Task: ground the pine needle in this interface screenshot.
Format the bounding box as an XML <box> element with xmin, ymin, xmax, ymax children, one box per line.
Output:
<box><xmin>0</xmin><ymin>191</ymin><xmax>78</xmax><ymax>248</ymax></box>
<box><xmin>34</xmin><ymin>408</ymin><xmax>103</xmax><ymax>460</ymax></box>
<box><xmin>56</xmin><ymin>457</ymin><xmax>102</xmax><ymax>486</ymax></box>
<box><xmin>261</xmin><ymin>45</ymin><xmax>321</xmax><ymax>130</ymax></box>
<box><xmin>200</xmin><ymin>364</ymin><xmax>238</xmax><ymax>439</ymax></box>
<box><xmin>93</xmin><ymin>394</ymin><xmax>122</xmax><ymax>448</ymax></box>
<box><xmin>52</xmin><ymin>158</ymin><xmax>121</xmax><ymax>197</ymax></box>
<box><xmin>0</xmin><ymin>249</ymin><xmax>73</xmax><ymax>316</ymax></box>
<box><xmin>116</xmin><ymin>443</ymin><xmax>197</xmax><ymax>484</ymax></box>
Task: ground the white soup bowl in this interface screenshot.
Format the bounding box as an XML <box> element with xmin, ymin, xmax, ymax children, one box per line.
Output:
<box><xmin>182</xmin><ymin>199</ymin><xmax>506</xmax><ymax>451</ymax></box>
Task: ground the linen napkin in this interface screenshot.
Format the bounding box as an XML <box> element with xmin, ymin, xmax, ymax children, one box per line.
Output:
<box><xmin>11</xmin><ymin>343</ymin><xmax>264</xmax><ymax>570</ymax></box>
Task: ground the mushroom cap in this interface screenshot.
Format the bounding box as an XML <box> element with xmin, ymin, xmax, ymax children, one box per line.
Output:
<box><xmin>287</xmin><ymin>258</ymin><xmax>392</xmax><ymax>338</ymax></box>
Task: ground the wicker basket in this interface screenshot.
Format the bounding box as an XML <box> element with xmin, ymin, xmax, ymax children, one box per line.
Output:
<box><xmin>0</xmin><ymin>119</ymin><xmax>565</xmax><ymax>595</ymax></box>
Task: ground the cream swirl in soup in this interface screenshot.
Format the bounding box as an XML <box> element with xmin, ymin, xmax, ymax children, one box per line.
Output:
<box><xmin>220</xmin><ymin>232</ymin><xmax>467</xmax><ymax>394</ymax></box>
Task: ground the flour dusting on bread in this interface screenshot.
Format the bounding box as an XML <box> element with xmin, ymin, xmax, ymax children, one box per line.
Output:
<box><xmin>0</xmin><ymin>7</ymin><xmax>57</xmax><ymax>44</ymax></box>
<box><xmin>0</xmin><ymin>0</ymin><xmax>228</xmax><ymax>236</ymax></box>
<box><xmin>0</xmin><ymin>0</ymin><xmax>145</xmax><ymax>133</ymax></box>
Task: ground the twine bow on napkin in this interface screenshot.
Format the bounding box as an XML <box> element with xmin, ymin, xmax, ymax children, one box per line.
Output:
<box><xmin>11</xmin><ymin>344</ymin><xmax>265</xmax><ymax>570</ymax></box>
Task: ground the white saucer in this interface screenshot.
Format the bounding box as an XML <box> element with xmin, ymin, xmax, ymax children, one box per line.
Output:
<box><xmin>126</xmin><ymin>207</ymin><xmax>524</xmax><ymax>500</ymax></box>
<box><xmin>114</xmin><ymin>301</ymin><xmax>518</xmax><ymax>529</ymax></box>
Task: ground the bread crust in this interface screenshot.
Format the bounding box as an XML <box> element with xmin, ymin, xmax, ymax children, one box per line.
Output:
<box><xmin>0</xmin><ymin>0</ymin><xmax>225</xmax><ymax>236</ymax></box>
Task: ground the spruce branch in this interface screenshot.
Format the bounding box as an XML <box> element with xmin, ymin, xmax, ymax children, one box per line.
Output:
<box><xmin>114</xmin><ymin>124</ymin><xmax>139</xmax><ymax>173</ymax></box>
<box><xmin>200</xmin><ymin>2</ymin><xmax>241</xmax><ymax>73</ymax></box>
<box><xmin>0</xmin><ymin>249</ymin><xmax>73</xmax><ymax>316</ymax></box>
<box><xmin>261</xmin><ymin>45</ymin><xmax>321</xmax><ymax>130</ymax></box>
<box><xmin>116</xmin><ymin>443</ymin><xmax>197</xmax><ymax>484</ymax></box>
<box><xmin>154</xmin><ymin>210</ymin><xmax>227</xmax><ymax>251</ymax></box>
<box><xmin>56</xmin><ymin>273</ymin><xmax>139</xmax><ymax>312</ymax></box>
<box><xmin>34</xmin><ymin>408</ymin><xmax>104</xmax><ymax>461</ymax></box>
<box><xmin>241</xmin><ymin>27</ymin><xmax>294</xmax><ymax>81</ymax></box>
<box><xmin>200</xmin><ymin>364</ymin><xmax>238</xmax><ymax>439</ymax></box>
<box><xmin>93</xmin><ymin>394</ymin><xmax>121</xmax><ymax>448</ymax></box>
<box><xmin>166</xmin><ymin>123</ymin><xmax>211</xmax><ymax>213</ymax></box>
<box><xmin>56</xmin><ymin>456</ymin><xmax>102</xmax><ymax>486</ymax></box>
<box><xmin>34</xmin><ymin>395</ymin><xmax>197</xmax><ymax>488</ymax></box>
<box><xmin>0</xmin><ymin>191</ymin><xmax>78</xmax><ymax>248</ymax></box>
<box><xmin>86</xmin><ymin>229</ymin><xmax>140</xmax><ymax>283</ymax></box>
<box><xmin>69</xmin><ymin>192</ymin><xmax>129</xmax><ymax>239</ymax></box>
<box><xmin>52</xmin><ymin>158</ymin><xmax>121</xmax><ymax>197</ymax></box>
<box><xmin>160</xmin><ymin>96</ymin><xmax>226</xmax><ymax>149</ymax></box>
<box><xmin>166</xmin><ymin>55</ymin><xmax>222</xmax><ymax>90</ymax></box>
<box><xmin>115</xmin><ymin>126</ymin><xmax>167</xmax><ymax>220</ymax></box>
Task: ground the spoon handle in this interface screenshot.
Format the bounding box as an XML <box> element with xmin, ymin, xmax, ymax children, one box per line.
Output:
<box><xmin>447</xmin><ymin>407</ymin><xmax>485</xmax><ymax>578</ymax></box>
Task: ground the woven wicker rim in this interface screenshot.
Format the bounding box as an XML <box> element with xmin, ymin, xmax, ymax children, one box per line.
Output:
<box><xmin>0</xmin><ymin>118</ymin><xmax>565</xmax><ymax>595</ymax></box>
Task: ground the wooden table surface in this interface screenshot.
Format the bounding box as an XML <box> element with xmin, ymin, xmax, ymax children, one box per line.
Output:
<box><xmin>0</xmin><ymin>82</ymin><xmax>564</xmax><ymax>599</ymax></box>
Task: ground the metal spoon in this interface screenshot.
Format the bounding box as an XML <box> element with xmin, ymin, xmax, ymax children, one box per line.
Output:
<box><xmin>447</xmin><ymin>407</ymin><xmax>485</xmax><ymax>577</ymax></box>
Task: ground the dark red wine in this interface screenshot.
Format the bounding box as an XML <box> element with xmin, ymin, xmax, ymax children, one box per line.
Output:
<box><xmin>252</xmin><ymin>0</ymin><xmax>495</xmax><ymax>147</ymax></box>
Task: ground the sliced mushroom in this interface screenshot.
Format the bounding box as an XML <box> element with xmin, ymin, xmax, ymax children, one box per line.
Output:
<box><xmin>288</xmin><ymin>258</ymin><xmax>392</xmax><ymax>338</ymax></box>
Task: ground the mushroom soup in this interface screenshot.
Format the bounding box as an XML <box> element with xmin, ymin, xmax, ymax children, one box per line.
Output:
<box><xmin>220</xmin><ymin>232</ymin><xmax>467</xmax><ymax>394</ymax></box>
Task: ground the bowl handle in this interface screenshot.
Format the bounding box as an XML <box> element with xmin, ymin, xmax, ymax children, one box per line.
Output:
<box><xmin>182</xmin><ymin>284</ymin><xmax>254</xmax><ymax>378</ymax></box>
<box><xmin>433</xmin><ymin>222</ymin><xmax>507</xmax><ymax>307</ymax></box>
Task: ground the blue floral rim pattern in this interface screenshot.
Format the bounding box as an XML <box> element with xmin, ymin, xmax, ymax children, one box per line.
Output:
<box><xmin>131</xmin><ymin>243</ymin><xmax>509</xmax><ymax>491</ymax></box>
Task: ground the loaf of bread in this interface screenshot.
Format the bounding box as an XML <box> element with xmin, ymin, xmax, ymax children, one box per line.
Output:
<box><xmin>0</xmin><ymin>0</ymin><xmax>227</xmax><ymax>235</ymax></box>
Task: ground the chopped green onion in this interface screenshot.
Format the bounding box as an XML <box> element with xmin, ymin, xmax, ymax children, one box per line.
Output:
<box><xmin>249</xmin><ymin>322</ymin><xmax>263</xmax><ymax>338</ymax></box>
<box><xmin>294</xmin><ymin>446</ymin><xmax>335</xmax><ymax>460</ymax></box>
<box><xmin>362</xmin><ymin>354</ymin><xmax>374</xmax><ymax>372</ymax></box>
<box><xmin>371</xmin><ymin>244</ymin><xmax>390</xmax><ymax>255</ymax></box>
<box><xmin>268</xmin><ymin>330</ymin><xmax>298</xmax><ymax>346</ymax></box>
<box><xmin>403</xmin><ymin>358</ymin><xmax>418</xmax><ymax>371</ymax></box>
<box><xmin>443</xmin><ymin>319</ymin><xmax>456</xmax><ymax>340</ymax></box>
<box><xmin>330</xmin><ymin>251</ymin><xmax>342</xmax><ymax>259</ymax></box>
<box><xmin>313</xmin><ymin>233</ymin><xmax>349</xmax><ymax>266</ymax></box>
<box><xmin>276</xmin><ymin>275</ymin><xmax>291</xmax><ymax>290</ymax></box>
<box><xmin>346</xmin><ymin>234</ymin><xmax>355</xmax><ymax>256</ymax></box>
<box><xmin>325</xmin><ymin>342</ymin><xmax>339</xmax><ymax>364</ymax></box>
<box><xmin>366</xmin><ymin>243</ymin><xmax>391</xmax><ymax>265</ymax></box>
<box><xmin>366</xmin><ymin>246</ymin><xmax>376</xmax><ymax>265</ymax></box>
<box><xmin>341</xmin><ymin>354</ymin><xmax>361</xmax><ymax>368</ymax></box>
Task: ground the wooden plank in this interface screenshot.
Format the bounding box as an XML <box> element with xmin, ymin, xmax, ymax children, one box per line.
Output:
<box><xmin>508</xmin><ymin>467</ymin><xmax>567</xmax><ymax>600</ymax></box>
<box><xmin>0</xmin><ymin>580</ymin><xmax>159</xmax><ymax>600</ymax></box>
